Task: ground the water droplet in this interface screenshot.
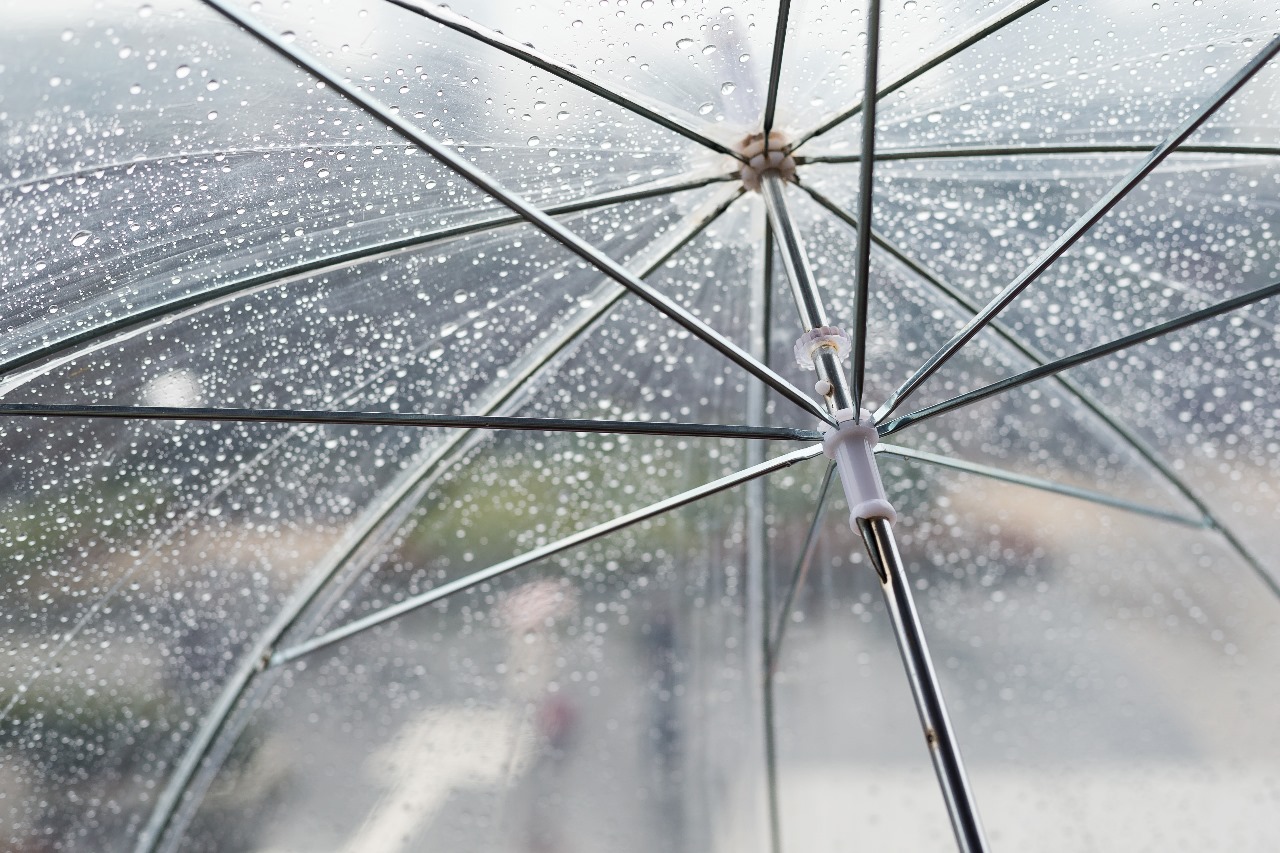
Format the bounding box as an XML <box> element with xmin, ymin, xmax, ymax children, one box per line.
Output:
<box><xmin>130</xmin><ymin>83</ymin><xmax>142</xmax><ymax>95</ymax></box>
<box><xmin>175</xmin><ymin>65</ymin><xmax>190</xmax><ymax>79</ymax></box>
<box><xmin>721</xmin><ymin>81</ymin><xmax>736</xmax><ymax>94</ymax></box>
<box><xmin>676</xmin><ymin>38</ymin><xmax>694</xmax><ymax>49</ymax></box>
<box><xmin>61</xmin><ymin>29</ymin><xmax>74</xmax><ymax>41</ymax></box>
<box><xmin>207</xmin><ymin>110</ymin><xmax>218</xmax><ymax>120</ymax></box>
<box><xmin>302</xmin><ymin>157</ymin><xmax>315</xmax><ymax>168</ymax></box>
<box><xmin>1204</xmin><ymin>65</ymin><xmax>1218</xmax><ymax>75</ymax></box>
<box><xmin>701</xmin><ymin>44</ymin><xmax>716</xmax><ymax>55</ymax></box>
<box><xmin>71</xmin><ymin>231</ymin><xmax>92</xmax><ymax>247</ymax></box>
<box><xmin>527</xmin><ymin>136</ymin><xmax>540</xmax><ymax>146</ymax></box>
<box><xmin>206</xmin><ymin>79</ymin><xmax>220</xmax><ymax>91</ymax></box>
<box><xmin>557</xmin><ymin>110</ymin><xmax>570</xmax><ymax>120</ymax></box>
<box><xmin>137</xmin><ymin>4</ymin><xmax>152</xmax><ymax>17</ymax></box>
<box><xmin>927</xmin><ymin>112</ymin><xmax>943</xmax><ymax>123</ymax></box>
<box><xmin>280</xmin><ymin>30</ymin><xmax>297</xmax><ymax>43</ymax></box>
<box><xmin>698</xmin><ymin>102</ymin><xmax>714</xmax><ymax>115</ymax></box>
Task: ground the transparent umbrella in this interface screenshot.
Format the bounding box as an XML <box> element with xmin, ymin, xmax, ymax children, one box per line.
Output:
<box><xmin>2</xmin><ymin>0</ymin><xmax>1279</xmax><ymax>851</ymax></box>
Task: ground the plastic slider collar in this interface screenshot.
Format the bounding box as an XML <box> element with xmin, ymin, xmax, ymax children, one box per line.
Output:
<box><xmin>793</xmin><ymin>326</ymin><xmax>850</xmax><ymax>369</ymax></box>
<box><xmin>822</xmin><ymin>407</ymin><xmax>897</xmax><ymax>527</ymax></box>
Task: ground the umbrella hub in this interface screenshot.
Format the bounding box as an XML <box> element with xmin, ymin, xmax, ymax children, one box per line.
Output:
<box><xmin>738</xmin><ymin>130</ymin><xmax>797</xmax><ymax>192</ymax></box>
<box><xmin>821</xmin><ymin>410</ymin><xmax>898</xmax><ymax>527</ymax></box>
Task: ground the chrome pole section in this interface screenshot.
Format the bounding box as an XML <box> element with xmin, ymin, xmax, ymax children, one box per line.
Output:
<box><xmin>857</xmin><ymin>516</ymin><xmax>990</xmax><ymax>853</ymax></box>
<box><xmin>764</xmin><ymin>164</ymin><xmax>989</xmax><ymax>853</ymax></box>
<box><xmin>759</xmin><ymin>172</ymin><xmax>854</xmax><ymax>416</ymax></box>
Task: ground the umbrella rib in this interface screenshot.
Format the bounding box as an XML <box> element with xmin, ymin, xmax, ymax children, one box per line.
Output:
<box><xmin>132</xmin><ymin>190</ymin><xmax>745</xmax><ymax>853</ymax></box>
<box><xmin>803</xmin><ymin>183</ymin><xmax>1280</xmax><ymax>601</ymax></box>
<box><xmin>789</xmin><ymin>0</ymin><xmax>1054</xmax><ymax>151</ymax></box>
<box><xmin>849</xmin><ymin>0</ymin><xmax>881</xmax><ymax>415</ymax></box>
<box><xmin>0</xmin><ymin>171</ymin><xmax>732</xmax><ymax>385</ymax></box>
<box><xmin>768</xmin><ymin>461</ymin><xmax>836</xmax><ymax>669</ymax></box>
<box><xmin>875</xmin><ymin>444</ymin><xmax>1208</xmax><ymax>529</ymax></box>
<box><xmin>878</xmin><ymin>278</ymin><xmax>1280</xmax><ymax>437</ymax></box>
<box><xmin>201</xmin><ymin>0</ymin><xmax>832</xmax><ymax>426</ymax></box>
<box><xmin>747</xmin><ymin>210</ymin><xmax>783</xmax><ymax>853</ymax></box>
<box><xmin>761</xmin><ymin>176</ymin><xmax>861</xmax><ymax>420</ymax></box>
<box><xmin>379</xmin><ymin>0</ymin><xmax>743</xmax><ymax>161</ymax></box>
<box><xmin>269</xmin><ymin>444</ymin><xmax>826</xmax><ymax>666</ymax></box>
<box><xmin>0</xmin><ymin>404</ymin><xmax>819</xmax><ymax>441</ymax></box>
<box><xmin>801</xmin><ymin>142</ymin><xmax>1280</xmax><ymax>164</ymax></box>
<box><xmin>761</xmin><ymin>0</ymin><xmax>794</xmax><ymax>137</ymax></box>
<box><xmin>875</xmin><ymin>32</ymin><xmax>1280</xmax><ymax>422</ymax></box>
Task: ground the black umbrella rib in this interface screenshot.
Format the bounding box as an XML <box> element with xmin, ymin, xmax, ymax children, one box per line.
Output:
<box><xmin>801</xmin><ymin>142</ymin><xmax>1280</xmax><ymax>164</ymax></box>
<box><xmin>789</xmin><ymin>0</ymin><xmax>1054</xmax><ymax>152</ymax></box>
<box><xmin>878</xmin><ymin>277</ymin><xmax>1280</xmax><ymax>439</ymax></box>
<box><xmin>768</xmin><ymin>461</ymin><xmax>836</xmax><ymax>669</ymax></box>
<box><xmin>0</xmin><ymin>403</ymin><xmax>820</xmax><ymax>441</ymax></box>
<box><xmin>802</xmin><ymin>184</ymin><xmax>1280</xmax><ymax>602</ymax></box>
<box><xmin>133</xmin><ymin>191</ymin><xmax>746</xmax><ymax>853</ymax></box>
<box><xmin>849</xmin><ymin>0</ymin><xmax>881</xmax><ymax>415</ymax></box>
<box><xmin>762</xmin><ymin>0</ymin><xmax>793</xmax><ymax>137</ymax></box>
<box><xmin>0</xmin><ymin>172</ymin><xmax>731</xmax><ymax>383</ymax></box>
<box><xmin>875</xmin><ymin>444</ymin><xmax>1209</xmax><ymax>529</ymax></box>
<box><xmin>876</xmin><ymin>32</ymin><xmax>1280</xmax><ymax>422</ymax></box>
<box><xmin>380</xmin><ymin>0</ymin><xmax>743</xmax><ymax>161</ymax></box>
<box><xmin>202</xmin><ymin>0</ymin><xmax>833</xmax><ymax>426</ymax></box>
<box><xmin>269</xmin><ymin>443</ymin><xmax>826</xmax><ymax>666</ymax></box>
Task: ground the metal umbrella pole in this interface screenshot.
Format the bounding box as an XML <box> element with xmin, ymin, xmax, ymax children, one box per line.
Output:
<box><xmin>856</xmin><ymin>516</ymin><xmax>989</xmax><ymax>853</ymax></box>
<box><xmin>761</xmin><ymin>171</ymin><xmax>991</xmax><ymax>853</ymax></box>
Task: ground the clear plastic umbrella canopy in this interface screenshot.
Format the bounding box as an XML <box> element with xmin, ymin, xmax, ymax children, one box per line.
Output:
<box><xmin>2</xmin><ymin>0</ymin><xmax>1279</xmax><ymax>850</ymax></box>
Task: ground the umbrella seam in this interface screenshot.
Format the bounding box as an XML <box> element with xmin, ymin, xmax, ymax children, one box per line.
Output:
<box><xmin>789</xmin><ymin>0</ymin><xmax>1055</xmax><ymax>151</ymax></box>
<box><xmin>875</xmin><ymin>31</ymin><xmax>1280</xmax><ymax>420</ymax></box>
<box><xmin>800</xmin><ymin>143</ymin><xmax>1280</xmax><ymax>164</ymax></box>
<box><xmin>879</xmin><ymin>278</ymin><xmax>1280</xmax><ymax>438</ymax></box>
<box><xmin>379</xmin><ymin>0</ymin><xmax>745</xmax><ymax>161</ymax></box>
<box><xmin>268</xmin><ymin>443</ymin><xmax>826</xmax><ymax>666</ymax></box>
<box><xmin>875</xmin><ymin>444</ymin><xmax>1209</xmax><ymax>529</ymax></box>
<box><xmin>133</xmin><ymin>185</ymin><xmax>746</xmax><ymax>853</ymax></box>
<box><xmin>801</xmin><ymin>181</ymin><xmax>1280</xmax><ymax>600</ymax></box>
<box><xmin>200</xmin><ymin>0</ymin><xmax>834</xmax><ymax>424</ymax></box>
<box><xmin>0</xmin><ymin>173</ymin><xmax>734</xmax><ymax>386</ymax></box>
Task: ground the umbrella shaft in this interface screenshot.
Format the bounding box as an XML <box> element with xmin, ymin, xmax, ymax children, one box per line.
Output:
<box><xmin>760</xmin><ymin>174</ymin><xmax>856</xmax><ymax>414</ymax></box>
<box><xmin>858</xmin><ymin>517</ymin><xmax>990</xmax><ymax>853</ymax></box>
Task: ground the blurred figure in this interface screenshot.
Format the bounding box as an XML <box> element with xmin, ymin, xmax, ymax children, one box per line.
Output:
<box><xmin>500</xmin><ymin>579</ymin><xmax>580</xmax><ymax>853</ymax></box>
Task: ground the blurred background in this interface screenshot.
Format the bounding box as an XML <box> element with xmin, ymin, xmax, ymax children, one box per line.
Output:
<box><xmin>2</xmin><ymin>0</ymin><xmax>1279</xmax><ymax>851</ymax></box>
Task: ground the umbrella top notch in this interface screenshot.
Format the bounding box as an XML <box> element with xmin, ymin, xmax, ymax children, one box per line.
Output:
<box><xmin>737</xmin><ymin>131</ymin><xmax>798</xmax><ymax>193</ymax></box>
